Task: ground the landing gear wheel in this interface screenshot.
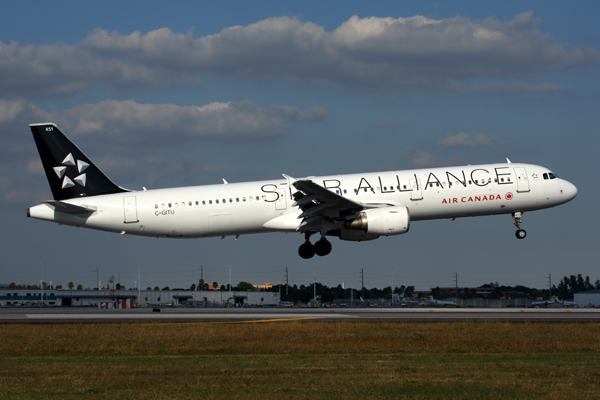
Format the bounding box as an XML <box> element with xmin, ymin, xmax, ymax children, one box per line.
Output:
<box><xmin>298</xmin><ymin>242</ymin><xmax>315</xmax><ymax>259</ymax></box>
<box><xmin>515</xmin><ymin>229</ymin><xmax>527</xmax><ymax>239</ymax></box>
<box><xmin>314</xmin><ymin>239</ymin><xmax>332</xmax><ymax>257</ymax></box>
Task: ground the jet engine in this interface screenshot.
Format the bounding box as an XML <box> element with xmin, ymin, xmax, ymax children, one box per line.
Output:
<box><xmin>344</xmin><ymin>206</ymin><xmax>410</xmax><ymax>236</ymax></box>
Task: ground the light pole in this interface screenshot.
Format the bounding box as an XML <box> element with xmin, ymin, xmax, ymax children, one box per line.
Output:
<box><xmin>40</xmin><ymin>262</ymin><xmax>44</xmax><ymax>306</ymax></box>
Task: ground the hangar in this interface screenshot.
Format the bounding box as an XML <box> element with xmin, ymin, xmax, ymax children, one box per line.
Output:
<box><xmin>0</xmin><ymin>287</ymin><xmax>278</xmax><ymax>307</ymax></box>
<box><xmin>574</xmin><ymin>290</ymin><xmax>600</xmax><ymax>307</ymax></box>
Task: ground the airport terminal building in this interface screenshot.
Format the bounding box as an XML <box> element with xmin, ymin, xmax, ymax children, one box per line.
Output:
<box><xmin>0</xmin><ymin>287</ymin><xmax>279</xmax><ymax>308</ymax></box>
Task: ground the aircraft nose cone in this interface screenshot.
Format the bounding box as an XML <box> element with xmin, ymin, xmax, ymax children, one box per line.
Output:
<box><xmin>563</xmin><ymin>181</ymin><xmax>577</xmax><ymax>201</ymax></box>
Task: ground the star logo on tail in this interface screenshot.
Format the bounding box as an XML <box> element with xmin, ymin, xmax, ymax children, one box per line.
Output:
<box><xmin>53</xmin><ymin>153</ymin><xmax>89</xmax><ymax>189</ymax></box>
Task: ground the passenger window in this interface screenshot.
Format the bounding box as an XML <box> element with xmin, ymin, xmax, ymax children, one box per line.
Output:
<box><xmin>209</xmin><ymin>200</ymin><xmax>212</xmax><ymax>204</ymax></box>
<box><xmin>195</xmin><ymin>201</ymin><xmax>199</xmax><ymax>206</ymax></box>
<box><xmin>154</xmin><ymin>204</ymin><xmax>158</xmax><ymax>209</ymax></box>
<box><xmin>229</xmin><ymin>198</ymin><xmax>232</xmax><ymax>203</ymax></box>
<box><xmin>168</xmin><ymin>203</ymin><xmax>172</xmax><ymax>208</ymax></box>
<box><xmin>161</xmin><ymin>203</ymin><xmax>165</xmax><ymax>208</ymax></box>
<box><xmin>216</xmin><ymin>200</ymin><xmax>219</xmax><ymax>204</ymax></box>
<box><xmin>236</xmin><ymin>198</ymin><xmax>239</xmax><ymax>202</ymax></box>
<box><xmin>202</xmin><ymin>201</ymin><xmax>206</xmax><ymax>205</ymax></box>
<box><xmin>256</xmin><ymin>196</ymin><xmax>259</xmax><ymax>201</ymax></box>
<box><xmin>189</xmin><ymin>201</ymin><xmax>192</xmax><ymax>206</ymax></box>
<box><xmin>243</xmin><ymin>197</ymin><xmax>246</xmax><ymax>202</ymax></box>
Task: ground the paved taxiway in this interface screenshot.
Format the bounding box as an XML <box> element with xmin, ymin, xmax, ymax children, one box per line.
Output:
<box><xmin>1</xmin><ymin>307</ymin><xmax>599</xmax><ymax>323</ymax></box>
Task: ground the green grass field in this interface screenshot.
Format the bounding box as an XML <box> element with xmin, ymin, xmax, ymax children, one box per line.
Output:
<box><xmin>1</xmin><ymin>321</ymin><xmax>599</xmax><ymax>399</ymax></box>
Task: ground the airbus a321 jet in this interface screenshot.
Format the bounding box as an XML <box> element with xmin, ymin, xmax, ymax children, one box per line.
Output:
<box><xmin>27</xmin><ymin>123</ymin><xmax>578</xmax><ymax>259</ymax></box>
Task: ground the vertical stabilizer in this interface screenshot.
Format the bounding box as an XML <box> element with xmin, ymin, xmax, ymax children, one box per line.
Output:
<box><xmin>30</xmin><ymin>123</ymin><xmax>128</xmax><ymax>200</ymax></box>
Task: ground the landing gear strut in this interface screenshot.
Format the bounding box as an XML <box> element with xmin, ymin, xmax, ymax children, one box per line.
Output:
<box><xmin>513</xmin><ymin>212</ymin><xmax>527</xmax><ymax>239</ymax></box>
<box><xmin>298</xmin><ymin>232</ymin><xmax>332</xmax><ymax>259</ymax></box>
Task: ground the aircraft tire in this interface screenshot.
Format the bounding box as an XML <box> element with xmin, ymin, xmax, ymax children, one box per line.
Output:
<box><xmin>515</xmin><ymin>229</ymin><xmax>527</xmax><ymax>239</ymax></box>
<box><xmin>299</xmin><ymin>242</ymin><xmax>315</xmax><ymax>259</ymax></box>
<box><xmin>314</xmin><ymin>239</ymin><xmax>332</xmax><ymax>257</ymax></box>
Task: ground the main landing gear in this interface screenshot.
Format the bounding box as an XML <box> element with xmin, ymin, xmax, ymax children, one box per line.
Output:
<box><xmin>298</xmin><ymin>232</ymin><xmax>332</xmax><ymax>259</ymax></box>
<box><xmin>513</xmin><ymin>212</ymin><xmax>527</xmax><ymax>239</ymax></box>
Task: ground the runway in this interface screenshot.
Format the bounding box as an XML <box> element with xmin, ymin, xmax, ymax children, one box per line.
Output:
<box><xmin>1</xmin><ymin>307</ymin><xmax>599</xmax><ymax>323</ymax></box>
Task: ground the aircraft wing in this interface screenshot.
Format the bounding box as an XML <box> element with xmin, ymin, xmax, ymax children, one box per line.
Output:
<box><xmin>285</xmin><ymin>175</ymin><xmax>395</xmax><ymax>230</ymax></box>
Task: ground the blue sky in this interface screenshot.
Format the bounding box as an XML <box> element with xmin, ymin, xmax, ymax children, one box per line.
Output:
<box><xmin>1</xmin><ymin>1</ymin><xmax>598</xmax><ymax>292</ymax></box>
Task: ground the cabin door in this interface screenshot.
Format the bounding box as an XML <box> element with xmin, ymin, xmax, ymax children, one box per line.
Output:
<box><xmin>514</xmin><ymin>167</ymin><xmax>530</xmax><ymax>193</ymax></box>
<box><xmin>123</xmin><ymin>196</ymin><xmax>139</xmax><ymax>223</ymax></box>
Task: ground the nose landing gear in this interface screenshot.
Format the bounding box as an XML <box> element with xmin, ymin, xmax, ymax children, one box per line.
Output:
<box><xmin>513</xmin><ymin>212</ymin><xmax>527</xmax><ymax>239</ymax></box>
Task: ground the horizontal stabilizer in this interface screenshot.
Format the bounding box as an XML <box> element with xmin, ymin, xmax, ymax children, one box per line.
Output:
<box><xmin>43</xmin><ymin>201</ymin><xmax>96</xmax><ymax>215</ymax></box>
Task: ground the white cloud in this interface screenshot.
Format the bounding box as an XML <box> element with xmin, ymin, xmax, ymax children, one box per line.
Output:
<box><xmin>63</xmin><ymin>99</ymin><xmax>326</xmax><ymax>143</ymax></box>
<box><xmin>402</xmin><ymin>147</ymin><xmax>447</xmax><ymax>168</ymax></box>
<box><xmin>0</xmin><ymin>12</ymin><xmax>596</xmax><ymax>98</ymax></box>
<box><xmin>0</xmin><ymin>40</ymin><xmax>201</xmax><ymax>97</ymax></box>
<box><xmin>0</xmin><ymin>98</ymin><xmax>327</xmax><ymax>147</ymax></box>
<box><xmin>81</xmin><ymin>12</ymin><xmax>598</xmax><ymax>91</ymax></box>
<box><xmin>437</xmin><ymin>132</ymin><xmax>501</xmax><ymax>147</ymax></box>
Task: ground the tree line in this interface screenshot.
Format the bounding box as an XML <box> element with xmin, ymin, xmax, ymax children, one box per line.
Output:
<box><xmin>7</xmin><ymin>273</ymin><xmax>598</xmax><ymax>300</ymax></box>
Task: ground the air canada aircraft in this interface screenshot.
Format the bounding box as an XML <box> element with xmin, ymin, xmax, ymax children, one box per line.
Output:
<box><xmin>27</xmin><ymin>123</ymin><xmax>578</xmax><ymax>259</ymax></box>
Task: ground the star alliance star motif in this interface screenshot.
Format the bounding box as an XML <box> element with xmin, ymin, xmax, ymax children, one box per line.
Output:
<box><xmin>53</xmin><ymin>153</ymin><xmax>89</xmax><ymax>189</ymax></box>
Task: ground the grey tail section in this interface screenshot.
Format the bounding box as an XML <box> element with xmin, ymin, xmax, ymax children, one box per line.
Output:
<box><xmin>30</xmin><ymin>123</ymin><xmax>129</xmax><ymax>201</ymax></box>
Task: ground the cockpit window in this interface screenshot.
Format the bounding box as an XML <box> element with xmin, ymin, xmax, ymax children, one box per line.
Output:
<box><xmin>544</xmin><ymin>172</ymin><xmax>559</xmax><ymax>180</ymax></box>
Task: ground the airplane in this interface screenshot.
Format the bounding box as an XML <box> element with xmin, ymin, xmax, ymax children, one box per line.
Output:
<box><xmin>424</xmin><ymin>296</ymin><xmax>458</xmax><ymax>307</ymax></box>
<box><xmin>27</xmin><ymin>123</ymin><xmax>578</xmax><ymax>259</ymax></box>
<box><xmin>529</xmin><ymin>296</ymin><xmax>580</xmax><ymax>308</ymax></box>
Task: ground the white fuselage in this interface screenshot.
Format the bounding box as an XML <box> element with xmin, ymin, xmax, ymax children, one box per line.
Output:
<box><xmin>28</xmin><ymin>163</ymin><xmax>577</xmax><ymax>239</ymax></box>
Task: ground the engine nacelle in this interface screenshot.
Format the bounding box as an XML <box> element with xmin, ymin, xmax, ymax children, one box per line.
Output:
<box><xmin>344</xmin><ymin>206</ymin><xmax>410</xmax><ymax>236</ymax></box>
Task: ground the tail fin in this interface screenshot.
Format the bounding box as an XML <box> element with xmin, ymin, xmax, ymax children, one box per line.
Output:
<box><xmin>30</xmin><ymin>123</ymin><xmax>128</xmax><ymax>200</ymax></box>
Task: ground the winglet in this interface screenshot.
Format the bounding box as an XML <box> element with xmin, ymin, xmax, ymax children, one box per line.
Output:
<box><xmin>506</xmin><ymin>158</ymin><xmax>512</xmax><ymax>164</ymax></box>
<box><xmin>222</xmin><ymin>178</ymin><xmax>228</xmax><ymax>184</ymax></box>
